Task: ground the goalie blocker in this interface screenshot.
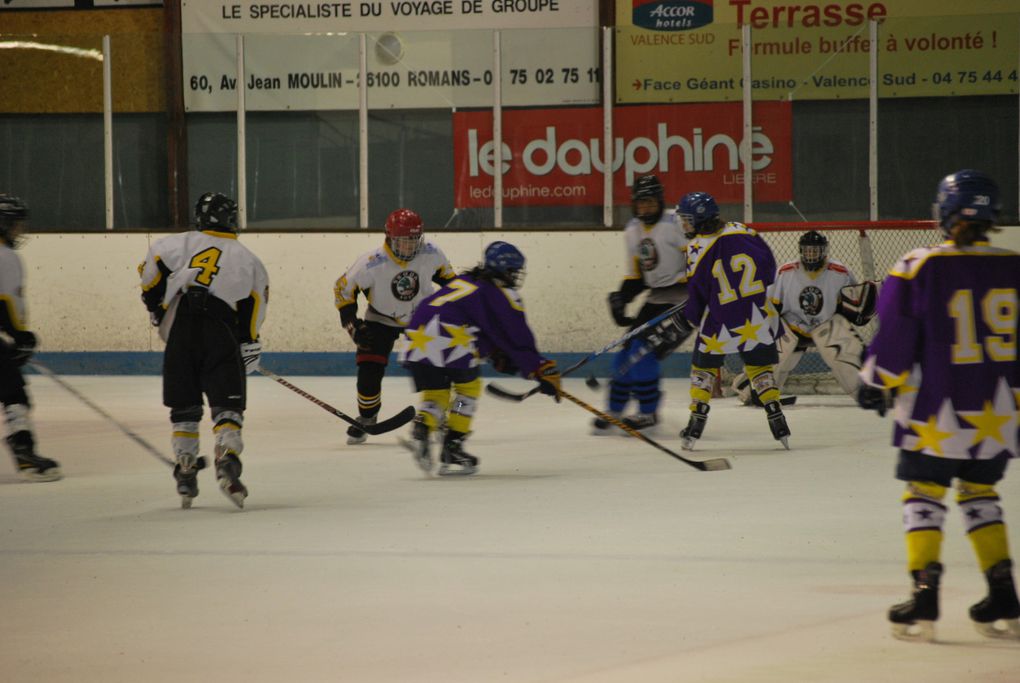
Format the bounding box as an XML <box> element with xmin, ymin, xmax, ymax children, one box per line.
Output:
<box><xmin>732</xmin><ymin>281</ymin><xmax>879</xmax><ymax>403</ymax></box>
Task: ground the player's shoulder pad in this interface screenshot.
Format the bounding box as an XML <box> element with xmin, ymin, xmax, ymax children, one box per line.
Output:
<box><xmin>778</xmin><ymin>261</ymin><xmax>800</xmax><ymax>274</ymax></box>
<box><xmin>825</xmin><ymin>262</ymin><xmax>849</xmax><ymax>274</ymax></box>
<box><xmin>888</xmin><ymin>245</ymin><xmax>941</xmax><ymax>279</ymax></box>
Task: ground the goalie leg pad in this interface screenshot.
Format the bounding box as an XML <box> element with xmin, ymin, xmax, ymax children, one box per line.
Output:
<box><xmin>772</xmin><ymin>328</ymin><xmax>807</xmax><ymax>392</ymax></box>
<box><xmin>957</xmin><ymin>482</ymin><xmax>1009</xmax><ymax>572</ymax></box>
<box><xmin>810</xmin><ymin>316</ymin><xmax>866</xmax><ymax>395</ymax></box>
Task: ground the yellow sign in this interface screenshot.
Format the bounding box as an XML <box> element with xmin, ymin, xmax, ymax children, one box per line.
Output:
<box><xmin>616</xmin><ymin>0</ymin><xmax>1020</xmax><ymax>102</ymax></box>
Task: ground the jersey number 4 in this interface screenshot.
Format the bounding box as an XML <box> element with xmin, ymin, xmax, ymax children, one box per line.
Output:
<box><xmin>948</xmin><ymin>288</ymin><xmax>1017</xmax><ymax>364</ymax></box>
<box><xmin>189</xmin><ymin>247</ymin><xmax>223</xmax><ymax>286</ymax></box>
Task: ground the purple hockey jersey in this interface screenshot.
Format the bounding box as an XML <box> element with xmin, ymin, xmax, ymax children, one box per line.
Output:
<box><xmin>399</xmin><ymin>273</ymin><xmax>546</xmax><ymax>378</ymax></box>
<box><xmin>861</xmin><ymin>242</ymin><xmax>1019</xmax><ymax>460</ymax></box>
<box><xmin>684</xmin><ymin>222</ymin><xmax>780</xmax><ymax>355</ymax></box>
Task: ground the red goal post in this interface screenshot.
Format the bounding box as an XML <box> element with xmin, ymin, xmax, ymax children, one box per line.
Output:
<box><xmin>720</xmin><ymin>219</ymin><xmax>942</xmax><ymax>394</ymax></box>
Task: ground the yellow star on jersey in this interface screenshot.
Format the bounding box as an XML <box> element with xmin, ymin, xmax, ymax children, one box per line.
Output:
<box><xmin>959</xmin><ymin>400</ymin><xmax>1011</xmax><ymax>446</ymax></box>
<box><xmin>911</xmin><ymin>415</ymin><xmax>954</xmax><ymax>456</ymax></box>
<box><xmin>442</xmin><ymin>322</ymin><xmax>478</xmax><ymax>364</ymax></box>
<box><xmin>405</xmin><ymin>323</ymin><xmax>435</xmax><ymax>354</ymax></box>
<box><xmin>442</xmin><ymin>323</ymin><xmax>475</xmax><ymax>349</ymax></box>
<box><xmin>732</xmin><ymin>319</ymin><xmax>762</xmax><ymax>347</ymax></box>
<box><xmin>699</xmin><ymin>333</ymin><xmax>726</xmax><ymax>354</ymax></box>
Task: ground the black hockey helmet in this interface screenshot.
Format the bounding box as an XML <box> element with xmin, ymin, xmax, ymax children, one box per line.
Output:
<box><xmin>799</xmin><ymin>230</ymin><xmax>828</xmax><ymax>271</ymax></box>
<box><xmin>631</xmin><ymin>174</ymin><xmax>665</xmax><ymax>225</ymax></box>
<box><xmin>195</xmin><ymin>192</ymin><xmax>238</xmax><ymax>232</ymax></box>
<box><xmin>0</xmin><ymin>194</ymin><xmax>29</xmax><ymax>248</ymax></box>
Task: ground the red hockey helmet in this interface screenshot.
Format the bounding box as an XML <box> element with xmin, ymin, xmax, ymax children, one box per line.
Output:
<box><xmin>385</xmin><ymin>208</ymin><xmax>423</xmax><ymax>259</ymax></box>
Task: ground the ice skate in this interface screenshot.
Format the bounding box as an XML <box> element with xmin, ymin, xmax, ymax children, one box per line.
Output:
<box><xmin>970</xmin><ymin>559</ymin><xmax>1020</xmax><ymax>639</ymax></box>
<box><xmin>408</xmin><ymin>415</ymin><xmax>432</xmax><ymax>475</ymax></box>
<box><xmin>215</xmin><ymin>451</ymin><xmax>248</xmax><ymax>508</ymax></box>
<box><xmin>346</xmin><ymin>415</ymin><xmax>377</xmax><ymax>445</ymax></box>
<box><xmin>437</xmin><ymin>437</ymin><xmax>478</xmax><ymax>477</ymax></box>
<box><xmin>622</xmin><ymin>413</ymin><xmax>657</xmax><ymax>430</ymax></box>
<box><xmin>7</xmin><ymin>433</ymin><xmax>62</xmax><ymax>482</ymax></box>
<box><xmin>680</xmin><ymin>401</ymin><xmax>710</xmax><ymax>451</ymax></box>
<box><xmin>13</xmin><ymin>451</ymin><xmax>62</xmax><ymax>482</ymax></box>
<box><xmin>764</xmin><ymin>400</ymin><xmax>791</xmax><ymax>449</ymax></box>
<box><xmin>889</xmin><ymin>562</ymin><xmax>941</xmax><ymax>642</ymax></box>
<box><xmin>173</xmin><ymin>455</ymin><xmax>207</xmax><ymax>509</ymax></box>
<box><xmin>591</xmin><ymin>411</ymin><xmax>622</xmax><ymax>436</ymax></box>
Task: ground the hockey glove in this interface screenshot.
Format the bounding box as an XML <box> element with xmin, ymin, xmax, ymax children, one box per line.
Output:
<box><xmin>531</xmin><ymin>359</ymin><xmax>562</xmax><ymax>402</ymax></box>
<box><xmin>489</xmin><ymin>349</ymin><xmax>518</xmax><ymax>375</ymax></box>
<box><xmin>240</xmin><ymin>340</ymin><xmax>262</xmax><ymax>374</ymax></box>
<box><xmin>857</xmin><ymin>384</ymin><xmax>892</xmax><ymax>417</ymax></box>
<box><xmin>149</xmin><ymin>307</ymin><xmax>165</xmax><ymax>328</ymax></box>
<box><xmin>608</xmin><ymin>291</ymin><xmax>635</xmax><ymax>327</ymax></box>
<box><xmin>838</xmin><ymin>281</ymin><xmax>879</xmax><ymax>326</ymax></box>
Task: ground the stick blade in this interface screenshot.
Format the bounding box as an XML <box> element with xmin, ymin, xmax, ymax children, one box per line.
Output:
<box><xmin>485</xmin><ymin>383</ymin><xmax>533</xmax><ymax>402</ymax></box>
<box><xmin>698</xmin><ymin>457</ymin><xmax>732</xmax><ymax>471</ymax></box>
<box><xmin>364</xmin><ymin>405</ymin><xmax>417</xmax><ymax>434</ymax></box>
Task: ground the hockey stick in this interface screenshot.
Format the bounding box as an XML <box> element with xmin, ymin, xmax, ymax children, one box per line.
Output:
<box><xmin>485</xmin><ymin>302</ymin><xmax>687</xmax><ymax>403</ymax></box>
<box><xmin>28</xmin><ymin>362</ymin><xmax>174</xmax><ymax>467</ymax></box>
<box><xmin>257</xmin><ymin>367</ymin><xmax>415</xmax><ymax>435</ymax></box>
<box><xmin>557</xmin><ymin>388</ymin><xmax>730</xmax><ymax>472</ymax></box>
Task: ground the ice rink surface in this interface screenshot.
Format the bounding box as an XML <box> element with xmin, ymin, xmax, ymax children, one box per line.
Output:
<box><xmin>2</xmin><ymin>374</ymin><xmax>1018</xmax><ymax>682</ymax></box>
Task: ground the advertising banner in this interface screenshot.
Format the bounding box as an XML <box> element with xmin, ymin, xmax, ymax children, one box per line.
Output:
<box><xmin>182</xmin><ymin>28</ymin><xmax>599</xmax><ymax>111</ymax></box>
<box><xmin>453</xmin><ymin>101</ymin><xmax>792</xmax><ymax>208</ymax></box>
<box><xmin>181</xmin><ymin>0</ymin><xmax>597</xmax><ymax>33</ymax></box>
<box><xmin>616</xmin><ymin>0</ymin><xmax>1019</xmax><ymax>102</ymax></box>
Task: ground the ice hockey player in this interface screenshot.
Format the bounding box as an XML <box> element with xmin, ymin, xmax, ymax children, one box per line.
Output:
<box><xmin>730</xmin><ymin>230</ymin><xmax>878</xmax><ymax>404</ymax></box>
<box><xmin>595</xmin><ymin>174</ymin><xmax>693</xmax><ymax>434</ymax></box>
<box><xmin>400</xmin><ymin>241</ymin><xmax>561</xmax><ymax>476</ymax></box>
<box><xmin>139</xmin><ymin>192</ymin><xmax>269</xmax><ymax>508</ymax></box>
<box><xmin>859</xmin><ymin>169</ymin><xmax>1019</xmax><ymax>642</ymax></box>
<box><xmin>677</xmin><ymin>191</ymin><xmax>789</xmax><ymax>450</ymax></box>
<box><xmin>334</xmin><ymin>209</ymin><xmax>455</xmax><ymax>445</ymax></box>
<box><xmin>0</xmin><ymin>194</ymin><xmax>61</xmax><ymax>482</ymax></box>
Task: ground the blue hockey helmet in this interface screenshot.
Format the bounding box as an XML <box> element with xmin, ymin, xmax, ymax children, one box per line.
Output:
<box><xmin>676</xmin><ymin>191</ymin><xmax>720</xmax><ymax>237</ymax></box>
<box><xmin>195</xmin><ymin>192</ymin><xmax>239</xmax><ymax>232</ymax></box>
<box><xmin>934</xmin><ymin>169</ymin><xmax>1000</xmax><ymax>236</ymax></box>
<box><xmin>483</xmin><ymin>241</ymin><xmax>526</xmax><ymax>288</ymax></box>
<box><xmin>631</xmin><ymin>174</ymin><xmax>665</xmax><ymax>225</ymax></box>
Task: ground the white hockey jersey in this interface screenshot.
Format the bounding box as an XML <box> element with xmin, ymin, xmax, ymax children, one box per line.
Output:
<box><xmin>622</xmin><ymin>214</ymin><xmax>688</xmax><ymax>290</ymax></box>
<box><xmin>771</xmin><ymin>258</ymin><xmax>857</xmax><ymax>335</ymax></box>
<box><xmin>334</xmin><ymin>240</ymin><xmax>455</xmax><ymax>328</ymax></box>
<box><xmin>0</xmin><ymin>243</ymin><xmax>28</xmax><ymax>332</ymax></box>
<box><xmin>139</xmin><ymin>229</ymin><xmax>270</xmax><ymax>342</ymax></box>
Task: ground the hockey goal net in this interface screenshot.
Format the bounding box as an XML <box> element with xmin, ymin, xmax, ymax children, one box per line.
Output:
<box><xmin>720</xmin><ymin>219</ymin><xmax>943</xmax><ymax>395</ymax></box>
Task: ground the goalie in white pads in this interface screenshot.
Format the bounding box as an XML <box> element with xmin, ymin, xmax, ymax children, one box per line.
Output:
<box><xmin>731</xmin><ymin>230</ymin><xmax>878</xmax><ymax>404</ymax></box>
<box><xmin>139</xmin><ymin>192</ymin><xmax>269</xmax><ymax>508</ymax></box>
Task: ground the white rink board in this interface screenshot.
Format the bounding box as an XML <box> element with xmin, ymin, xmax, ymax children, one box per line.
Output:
<box><xmin>20</xmin><ymin>231</ymin><xmax>620</xmax><ymax>353</ymax></box>
<box><xmin>19</xmin><ymin>227</ymin><xmax>1020</xmax><ymax>353</ymax></box>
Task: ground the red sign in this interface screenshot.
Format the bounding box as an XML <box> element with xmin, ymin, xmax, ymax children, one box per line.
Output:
<box><xmin>453</xmin><ymin>101</ymin><xmax>792</xmax><ymax>208</ymax></box>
